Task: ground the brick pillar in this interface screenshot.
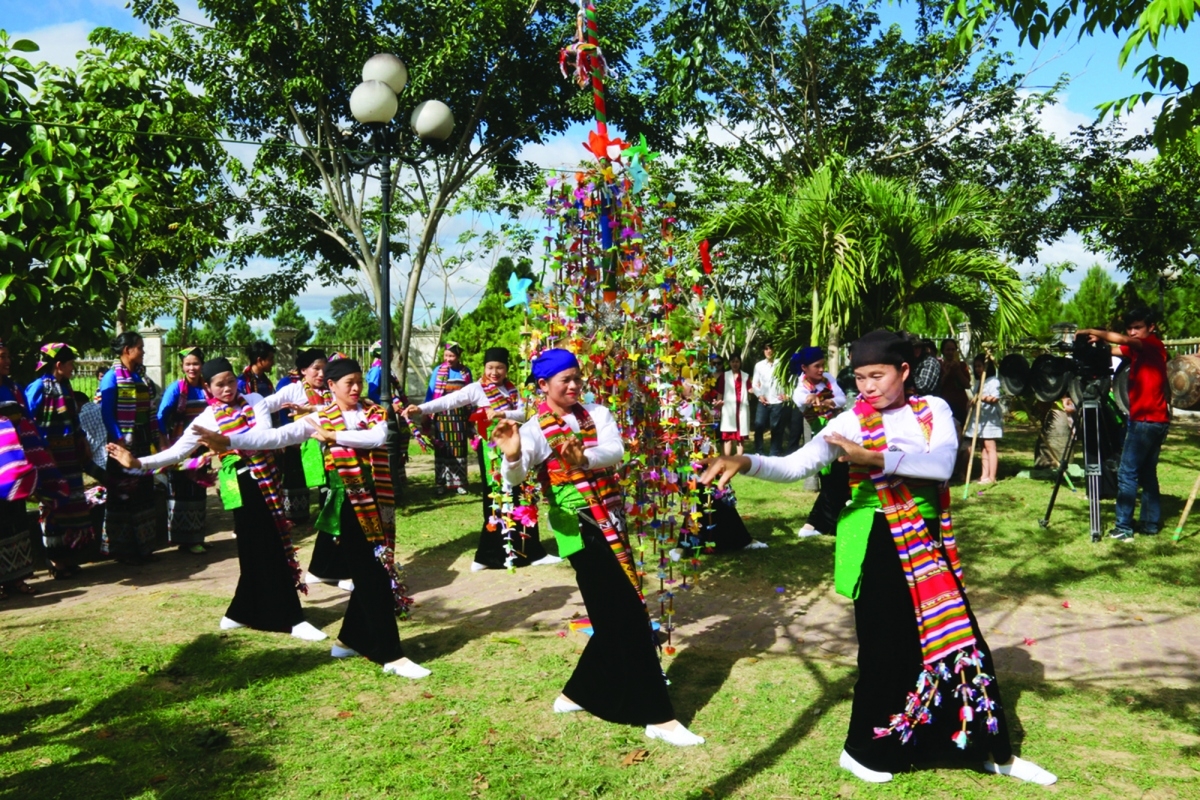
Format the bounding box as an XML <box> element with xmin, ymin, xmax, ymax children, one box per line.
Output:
<box><xmin>274</xmin><ymin>327</ymin><xmax>298</xmax><ymax>380</ymax></box>
<box><xmin>139</xmin><ymin>326</ymin><xmax>166</xmax><ymax>388</ymax></box>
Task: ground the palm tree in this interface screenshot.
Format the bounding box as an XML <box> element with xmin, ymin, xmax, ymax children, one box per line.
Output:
<box><xmin>696</xmin><ymin>162</ymin><xmax>1028</xmax><ymax>362</ymax></box>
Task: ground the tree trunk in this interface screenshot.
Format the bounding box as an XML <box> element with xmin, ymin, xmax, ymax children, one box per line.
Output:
<box><xmin>397</xmin><ymin>188</ymin><xmax>450</xmax><ymax>395</ymax></box>
<box><xmin>811</xmin><ymin>282</ymin><xmax>820</xmax><ymax>346</ymax></box>
<box><xmin>827</xmin><ymin>323</ymin><xmax>840</xmax><ymax>375</ymax></box>
<box><xmin>179</xmin><ymin>295</ymin><xmax>189</xmax><ymax>347</ymax></box>
<box><xmin>115</xmin><ymin>287</ymin><xmax>129</xmax><ymax>334</ymax></box>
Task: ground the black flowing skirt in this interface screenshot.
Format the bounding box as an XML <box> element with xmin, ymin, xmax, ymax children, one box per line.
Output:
<box><xmin>564</xmin><ymin>516</ymin><xmax>674</xmax><ymax>726</ymax></box>
<box><xmin>0</xmin><ymin>499</ymin><xmax>35</xmax><ymax>584</ymax></box>
<box><xmin>806</xmin><ymin>459</ymin><xmax>851</xmax><ymax>535</ymax></box>
<box><xmin>307</xmin><ymin>528</ymin><xmax>352</xmax><ymax>581</ymax></box>
<box><xmin>224</xmin><ymin>472</ymin><xmax>305</xmax><ymax>633</ymax></box>
<box><xmin>472</xmin><ymin>445</ymin><xmax>547</xmax><ymax>568</ymax></box>
<box><xmin>695</xmin><ymin>485</ymin><xmax>752</xmax><ymax>553</ymax></box>
<box><xmin>336</xmin><ymin>501</ymin><xmax>405</xmax><ymax>665</ymax></box>
<box><xmin>845</xmin><ymin>512</ymin><xmax>1013</xmax><ymax>773</ymax></box>
<box><xmin>280</xmin><ymin>446</ymin><xmax>311</xmax><ymax>523</ymax></box>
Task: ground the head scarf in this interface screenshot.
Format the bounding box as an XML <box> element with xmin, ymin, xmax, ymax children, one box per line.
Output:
<box><xmin>483</xmin><ymin>347</ymin><xmax>510</xmax><ymax>366</ymax></box>
<box><xmin>442</xmin><ymin>341</ymin><xmax>463</xmax><ymax>357</ymax></box>
<box><xmin>790</xmin><ymin>346</ymin><xmax>824</xmax><ymax>374</ymax></box>
<box><xmin>202</xmin><ymin>357</ymin><xmax>235</xmax><ymax>384</ymax></box>
<box><xmin>324</xmin><ymin>358</ymin><xmax>363</xmax><ymax>385</ymax></box>
<box><xmin>531</xmin><ymin>349</ymin><xmax>579</xmax><ymax>381</ymax></box>
<box><xmin>296</xmin><ymin>348</ymin><xmax>327</xmax><ymax>371</ymax></box>
<box><xmin>850</xmin><ymin>329</ymin><xmax>914</xmax><ymax>371</ymax></box>
<box><xmin>36</xmin><ymin>343</ymin><xmax>76</xmax><ymax>372</ymax></box>
<box><xmin>370</xmin><ymin>340</ymin><xmax>382</xmax><ymax>357</ymax></box>
<box><xmin>178</xmin><ymin>346</ymin><xmax>205</xmax><ymax>362</ymax></box>
<box><xmin>327</xmin><ymin>351</ymin><xmax>348</xmax><ymax>362</ymax></box>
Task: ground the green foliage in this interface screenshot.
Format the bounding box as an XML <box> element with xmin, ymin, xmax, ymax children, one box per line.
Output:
<box><xmin>271</xmin><ymin>299</ymin><xmax>314</xmax><ymax>347</ymax></box>
<box><xmin>1064</xmin><ymin>264</ymin><xmax>1120</xmax><ymax>328</ymax></box>
<box><xmin>193</xmin><ymin>317</ymin><xmax>231</xmax><ymax>348</ymax></box>
<box><xmin>1024</xmin><ymin>263</ymin><xmax>1073</xmax><ymax>340</ymax></box>
<box><xmin>313</xmin><ymin>294</ymin><xmax>380</xmax><ymax>344</ymax></box>
<box><xmin>449</xmin><ymin>257</ymin><xmax>538</xmax><ymax>378</ymax></box>
<box><xmin>228</xmin><ymin>316</ymin><xmax>256</xmax><ymax>345</ymax></box>
<box><xmin>0</xmin><ymin>33</ymin><xmax>141</xmax><ymax>357</ymax></box>
<box><xmin>946</xmin><ymin>0</ymin><xmax>1200</xmax><ymax>148</ymax></box>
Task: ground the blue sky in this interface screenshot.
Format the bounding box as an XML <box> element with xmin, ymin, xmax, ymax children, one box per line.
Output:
<box><xmin>5</xmin><ymin>0</ymin><xmax>1197</xmax><ymax>321</ymax></box>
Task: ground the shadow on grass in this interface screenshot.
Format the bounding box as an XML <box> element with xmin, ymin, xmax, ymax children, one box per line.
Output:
<box><xmin>2</xmin><ymin>633</ymin><xmax>329</xmax><ymax>799</ymax></box>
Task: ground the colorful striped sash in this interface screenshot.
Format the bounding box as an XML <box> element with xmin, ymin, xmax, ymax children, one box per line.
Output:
<box><xmin>210</xmin><ymin>398</ymin><xmax>304</xmax><ymax>593</ymax></box>
<box><xmin>482</xmin><ymin>380</ymin><xmax>519</xmax><ymax>411</ymax></box>
<box><xmin>34</xmin><ymin>376</ymin><xmax>76</xmax><ymax>435</ymax></box>
<box><xmin>801</xmin><ymin>375</ymin><xmax>836</xmax><ymax>423</ymax></box>
<box><xmin>536</xmin><ymin>402</ymin><xmax>642</xmax><ymax>601</ymax></box>
<box><xmin>112</xmin><ymin>363</ymin><xmax>150</xmax><ymax>443</ymax></box>
<box><xmin>431</xmin><ymin>363</ymin><xmax>472</xmax><ymax>400</ymax></box>
<box><xmin>851</xmin><ymin>396</ymin><xmax>995</xmax><ymax>748</ymax></box>
<box><xmin>317</xmin><ymin>401</ymin><xmax>410</xmax><ymax>616</ymax></box>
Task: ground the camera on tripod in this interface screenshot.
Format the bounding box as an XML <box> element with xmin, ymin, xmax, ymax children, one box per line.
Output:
<box><xmin>999</xmin><ymin>334</ymin><xmax>1127</xmax><ymax>542</ymax></box>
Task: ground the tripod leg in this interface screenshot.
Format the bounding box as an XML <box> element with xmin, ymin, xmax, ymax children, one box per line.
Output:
<box><xmin>1173</xmin><ymin>471</ymin><xmax>1200</xmax><ymax>541</ymax></box>
<box><xmin>1039</xmin><ymin>418</ymin><xmax>1079</xmax><ymax>528</ymax></box>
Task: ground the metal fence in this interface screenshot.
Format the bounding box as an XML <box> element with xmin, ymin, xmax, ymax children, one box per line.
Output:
<box><xmin>70</xmin><ymin>342</ymin><xmax>376</xmax><ymax>399</ymax></box>
<box><xmin>1164</xmin><ymin>338</ymin><xmax>1200</xmax><ymax>357</ymax></box>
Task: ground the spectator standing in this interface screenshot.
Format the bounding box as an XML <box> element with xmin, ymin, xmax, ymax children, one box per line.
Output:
<box><xmin>936</xmin><ymin>339</ymin><xmax>971</xmax><ymax>427</ymax></box>
<box><xmin>1080</xmin><ymin>307</ymin><xmax>1170</xmax><ymax>540</ymax></box>
<box><xmin>965</xmin><ymin>355</ymin><xmax>1003</xmax><ymax>484</ymax></box>
<box><xmin>715</xmin><ymin>354</ymin><xmax>751</xmax><ymax>456</ymax></box>
<box><xmin>750</xmin><ymin>344</ymin><xmax>786</xmax><ymax>456</ymax></box>
<box><xmin>912</xmin><ymin>339</ymin><xmax>942</xmax><ymax>397</ymax></box>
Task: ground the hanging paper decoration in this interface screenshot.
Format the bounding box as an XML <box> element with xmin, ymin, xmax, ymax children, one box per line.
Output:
<box><xmin>513</xmin><ymin>0</ymin><xmax>726</xmax><ymax>658</ymax></box>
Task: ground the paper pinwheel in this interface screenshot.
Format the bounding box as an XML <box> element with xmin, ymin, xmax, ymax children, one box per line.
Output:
<box><xmin>504</xmin><ymin>271</ymin><xmax>534</xmax><ymax>311</ymax></box>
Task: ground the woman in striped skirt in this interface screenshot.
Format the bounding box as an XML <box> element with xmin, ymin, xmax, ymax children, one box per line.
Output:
<box><xmin>425</xmin><ymin>342</ymin><xmax>472</xmax><ymax>496</ymax></box>
<box><xmin>99</xmin><ymin>332</ymin><xmax>159</xmax><ymax>564</ymax></box>
<box><xmin>26</xmin><ymin>343</ymin><xmax>95</xmax><ymax>577</ymax></box>
<box><xmin>0</xmin><ymin>339</ymin><xmax>38</xmax><ymax>599</ymax></box>
<box><xmin>157</xmin><ymin>347</ymin><xmax>211</xmax><ymax>553</ymax></box>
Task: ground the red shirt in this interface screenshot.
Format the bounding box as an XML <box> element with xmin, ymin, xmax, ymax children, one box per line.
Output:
<box><xmin>1121</xmin><ymin>335</ymin><xmax>1170</xmax><ymax>423</ymax></box>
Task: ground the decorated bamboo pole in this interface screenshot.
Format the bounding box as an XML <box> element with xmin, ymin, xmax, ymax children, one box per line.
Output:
<box><xmin>1172</xmin><ymin>470</ymin><xmax>1200</xmax><ymax>541</ymax></box>
<box><xmin>961</xmin><ymin>360</ymin><xmax>987</xmax><ymax>499</ymax></box>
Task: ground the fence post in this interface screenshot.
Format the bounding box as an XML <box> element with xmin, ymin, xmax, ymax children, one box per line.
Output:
<box><xmin>955</xmin><ymin>321</ymin><xmax>972</xmax><ymax>359</ymax></box>
<box><xmin>140</xmin><ymin>327</ymin><xmax>166</xmax><ymax>388</ymax></box>
<box><xmin>274</xmin><ymin>327</ymin><xmax>298</xmax><ymax>378</ymax></box>
<box><xmin>1050</xmin><ymin>322</ymin><xmax>1078</xmax><ymax>345</ymax></box>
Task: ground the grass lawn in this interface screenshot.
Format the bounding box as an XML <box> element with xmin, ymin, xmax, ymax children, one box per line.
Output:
<box><xmin>2</xmin><ymin>422</ymin><xmax>1199</xmax><ymax>798</ymax></box>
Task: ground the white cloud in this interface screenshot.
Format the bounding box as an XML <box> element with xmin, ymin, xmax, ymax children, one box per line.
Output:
<box><xmin>11</xmin><ymin>21</ymin><xmax>95</xmax><ymax>69</ymax></box>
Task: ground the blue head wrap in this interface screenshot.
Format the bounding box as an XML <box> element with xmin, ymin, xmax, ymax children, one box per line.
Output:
<box><xmin>790</xmin><ymin>346</ymin><xmax>824</xmax><ymax>374</ymax></box>
<box><xmin>531</xmin><ymin>348</ymin><xmax>579</xmax><ymax>381</ymax></box>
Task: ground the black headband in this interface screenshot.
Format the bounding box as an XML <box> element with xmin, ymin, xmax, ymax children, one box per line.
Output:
<box><xmin>201</xmin><ymin>357</ymin><xmax>235</xmax><ymax>383</ymax></box>
<box><xmin>324</xmin><ymin>357</ymin><xmax>362</xmax><ymax>384</ymax></box>
<box><xmin>850</xmin><ymin>329</ymin><xmax>914</xmax><ymax>371</ymax></box>
<box><xmin>296</xmin><ymin>348</ymin><xmax>327</xmax><ymax>371</ymax></box>
<box><xmin>483</xmin><ymin>347</ymin><xmax>509</xmax><ymax>366</ymax></box>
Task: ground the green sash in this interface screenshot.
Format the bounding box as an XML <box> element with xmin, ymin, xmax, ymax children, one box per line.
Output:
<box><xmin>300</xmin><ymin>438</ymin><xmax>326</xmax><ymax>489</ymax></box>
<box><xmin>217</xmin><ymin>457</ymin><xmax>243</xmax><ymax>511</ymax></box>
<box><xmin>834</xmin><ymin>482</ymin><xmax>940</xmax><ymax>600</ymax></box>
<box><xmin>545</xmin><ymin>481</ymin><xmax>589</xmax><ymax>558</ymax></box>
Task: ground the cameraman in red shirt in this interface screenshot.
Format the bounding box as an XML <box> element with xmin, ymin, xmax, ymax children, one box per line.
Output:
<box><xmin>1080</xmin><ymin>306</ymin><xmax>1171</xmax><ymax>541</ymax></box>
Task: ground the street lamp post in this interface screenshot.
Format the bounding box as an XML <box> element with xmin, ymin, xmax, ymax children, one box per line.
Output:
<box><xmin>348</xmin><ymin>53</ymin><xmax>455</xmax><ymax>402</ymax></box>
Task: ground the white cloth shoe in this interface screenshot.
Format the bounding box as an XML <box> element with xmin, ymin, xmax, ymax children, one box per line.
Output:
<box><xmin>553</xmin><ymin>696</ymin><xmax>583</xmax><ymax>713</ymax></box>
<box><xmin>383</xmin><ymin>659</ymin><xmax>430</xmax><ymax>679</ymax></box>
<box><xmin>530</xmin><ymin>554</ymin><xmax>563</xmax><ymax>566</ymax></box>
<box><xmin>456</xmin><ymin>487</ymin><xmax>469</xmax><ymax>496</ymax></box>
<box><xmin>645</xmin><ymin>723</ymin><xmax>705</xmax><ymax>746</ymax></box>
<box><xmin>330</xmin><ymin>644</ymin><xmax>359</xmax><ymax>659</ymax></box>
<box><xmin>983</xmin><ymin>757</ymin><xmax>1057</xmax><ymax>785</ymax></box>
<box><xmin>290</xmin><ymin>622</ymin><xmax>328</xmax><ymax>641</ymax></box>
<box><xmin>219</xmin><ymin>616</ymin><xmax>245</xmax><ymax>630</ymax></box>
<box><xmin>797</xmin><ymin>525</ymin><xmax>823</xmax><ymax>538</ymax></box>
<box><xmin>743</xmin><ymin>540</ymin><xmax>768</xmax><ymax>550</ymax></box>
<box><xmin>336</xmin><ymin>579</ymin><xmax>355</xmax><ymax>592</ymax></box>
<box><xmin>469</xmin><ymin>562</ymin><xmax>489</xmax><ymax>572</ymax></box>
<box><xmin>304</xmin><ymin>572</ymin><xmax>331</xmax><ymax>585</ymax></box>
<box><xmin>839</xmin><ymin>750</ymin><xmax>893</xmax><ymax>783</ymax></box>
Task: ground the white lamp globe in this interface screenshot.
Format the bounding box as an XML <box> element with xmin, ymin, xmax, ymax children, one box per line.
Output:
<box><xmin>410</xmin><ymin>100</ymin><xmax>455</xmax><ymax>140</ymax></box>
<box><xmin>362</xmin><ymin>53</ymin><xmax>408</xmax><ymax>95</ymax></box>
<box><xmin>350</xmin><ymin>80</ymin><xmax>398</xmax><ymax>124</ymax></box>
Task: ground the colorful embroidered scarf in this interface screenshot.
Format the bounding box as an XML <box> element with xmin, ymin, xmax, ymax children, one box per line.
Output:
<box><xmin>211</xmin><ymin>398</ymin><xmax>304</xmax><ymax>592</ymax></box>
<box><xmin>240</xmin><ymin>366</ymin><xmax>274</xmax><ymax>397</ymax></box>
<box><xmin>112</xmin><ymin>362</ymin><xmax>150</xmax><ymax>442</ymax></box>
<box><xmin>801</xmin><ymin>374</ymin><xmax>836</xmax><ymax>423</ymax></box>
<box><xmin>34</xmin><ymin>376</ymin><xmax>75</xmax><ymax>435</ymax></box>
<box><xmin>303</xmin><ymin>379</ymin><xmax>331</xmax><ymax>408</ymax></box>
<box><xmin>432</xmin><ymin>362</ymin><xmax>472</xmax><ymax>400</ymax></box>
<box><xmin>482</xmin><ymin>380</ymin><xmax>519</xmax><ymax>412</ymax></box>
<box><xmin>317</xmin><ymin>401</ymin><xmax>410</xmax><ymax>615</ymax></box>
<box><xmin>850</xmin><ymin>396</ymin><xmax>994</xmax><ymax>748</ymax></box>
<box><xmin>537</xmin><ymin>402</ymin><xmax>642</xmax><ymax>600</ymax></box>
<box><xmin>172</xmin><ymin>380</ymin><xmax>209</xmax><ymax>439</ymax></box>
